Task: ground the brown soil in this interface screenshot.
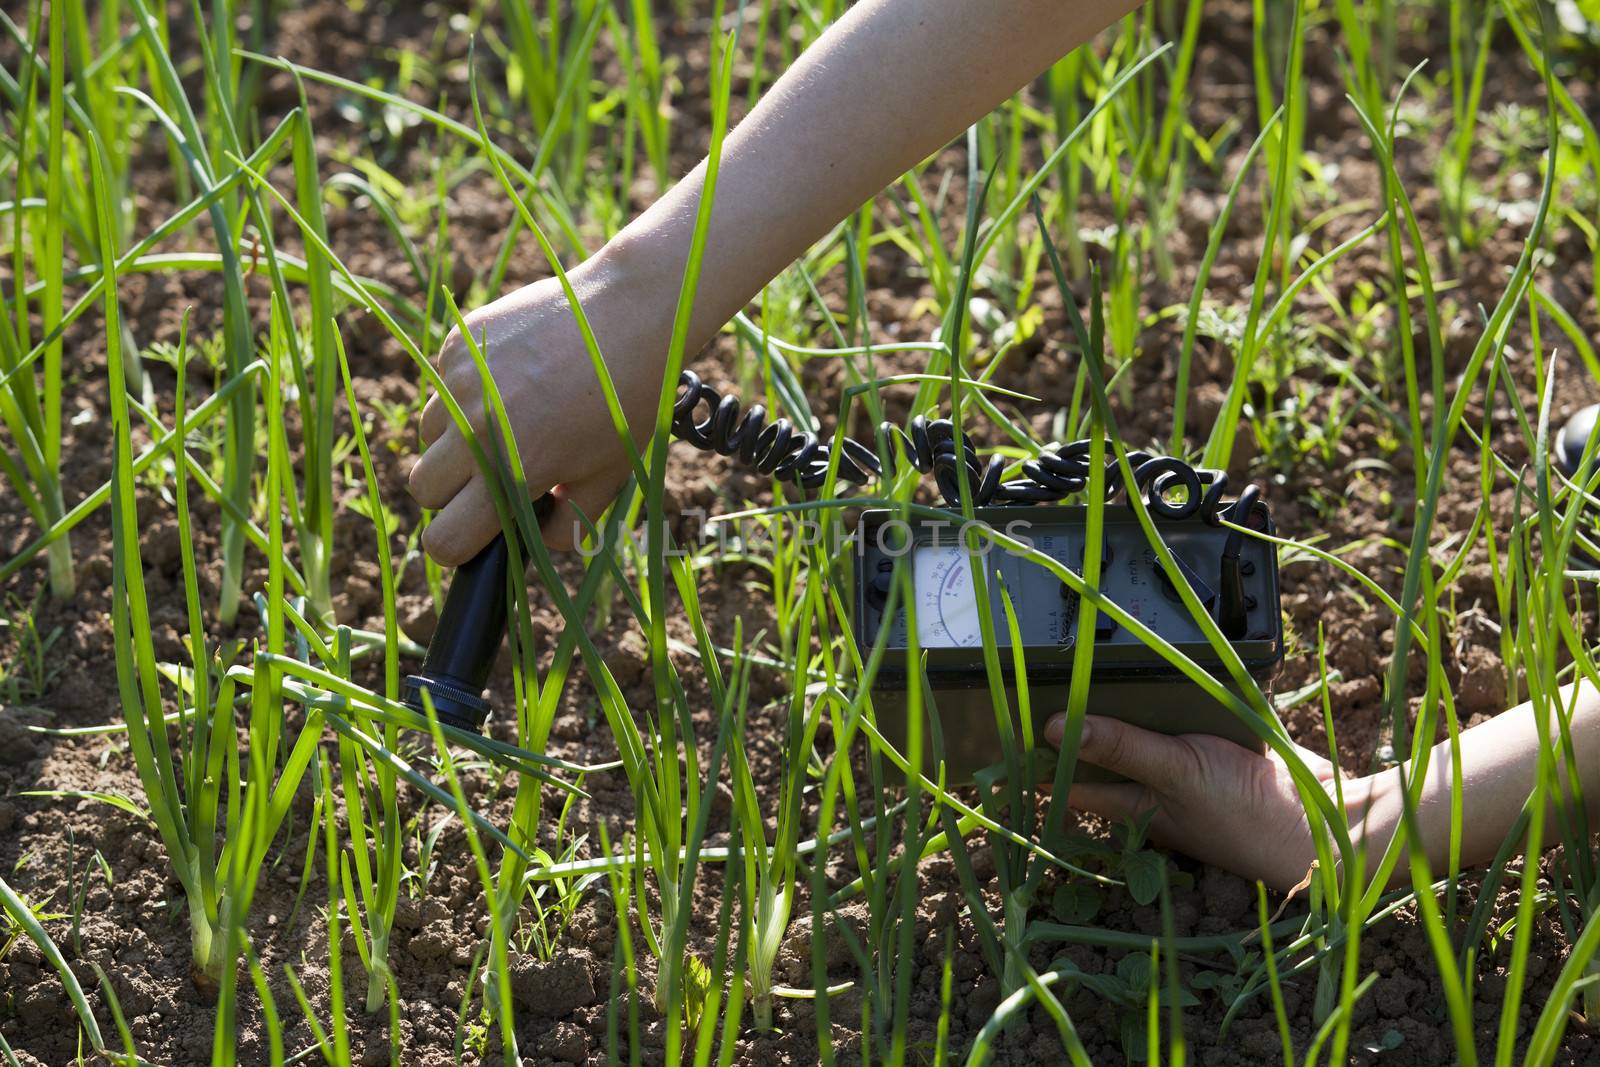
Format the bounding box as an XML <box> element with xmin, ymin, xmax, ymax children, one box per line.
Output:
<box><xmin>2</xmin><ymin>2</ymin><xmax>1599</xmax><ymax>1065</ymax></box>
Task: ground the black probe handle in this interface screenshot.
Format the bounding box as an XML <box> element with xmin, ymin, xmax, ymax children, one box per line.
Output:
<box><xmin>402</xmin><ymin>495</ymin><xmax>553</xmax><ymax>733</ymax></box>
<box><xmin>426</xmin><ymin>533</ymin><xmax>510</xmax><ymax>685</ymax></box>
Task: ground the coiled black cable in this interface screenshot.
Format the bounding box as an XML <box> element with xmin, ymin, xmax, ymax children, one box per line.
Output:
<box><xmin>407</xmin><ymin>371</ymin><xmax>1267</xmax><ymax>735</ymax></box>
<box><xmin>671</xmin><ymin>369</ymin><xmax>1262</xmax><ymax>530</ymax></box>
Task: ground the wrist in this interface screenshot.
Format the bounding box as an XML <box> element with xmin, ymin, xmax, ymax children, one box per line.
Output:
<box><xmin>560</xmin><ymin>234</ymin><xmax>678</xmax><ymax>383</ymax></box>
<box><xmin>1273</xmin><ymin>770</ymin><xmax>1385</xmax><ymax>893</ymax></box>
<box><xmin>1335</xmin><ymin>770</ymin><xmax>1404</xmax><ymax>887</ymax></box>
<box><xmin>568</xmin><ymin>233</ymin><xmax>728</xmax><ymax>445</ymax></box>
<box><xmin>587</xmin><ymin>223</ymin><xmax>696</xmax><ymax>336</ymax></box>
<box><xmin>592</xmin><ymin>194</ymin><xmax>757</xmax><ymax>361</ymax></box>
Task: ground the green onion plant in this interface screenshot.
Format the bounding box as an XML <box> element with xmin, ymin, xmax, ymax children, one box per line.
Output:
<box><xmin>2</xmin><ymin>0</ymin><xmax>1598</xmax><ymax>1063</ymax></box>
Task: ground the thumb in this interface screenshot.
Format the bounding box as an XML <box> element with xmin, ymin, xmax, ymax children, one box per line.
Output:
<box><xmin>1046</xmin><ymin>714</ymin><xmax>1195</xmax><ymax>787</ymax></box>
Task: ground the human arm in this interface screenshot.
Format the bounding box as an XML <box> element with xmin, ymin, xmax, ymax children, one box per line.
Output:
<box><xmin>1046</xmin><ymin>682</ymin><xmax>1600</xmax><ymax>892</ymax></box>
<box><xmin>408</xmin><ymin>0</ymin><xmax>1144</xmax><ymax>563</ymax></box>
<box><xmin>1351</xmin><ymin>681</ymin><xmax>1600</xmax><ymax>884</ymax></box>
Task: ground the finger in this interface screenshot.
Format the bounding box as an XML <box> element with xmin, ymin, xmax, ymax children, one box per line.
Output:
<box><xmin>421</xmin><ymin>476</ymin><xmax>503</xmax><ymax>567</ymax></box>
<box><xmin>1334</xmin><ymin>772</ymin><xmax>1383</xmax><ymax>819</ymax></box>
<box><xmin>419</xmin><ymin>393</ymin><xmax>449</xmax><ymax>446</ymax></box>
<box><xmin>408</xmin><ymin>428</ymin><xmax>474</xmax><ymax>510</ymax></box>
<box><xmin>1067</xmin><ymin>784</ymin><xmax>1191</xmax><ymax>853</ymax></box>
<box><xmin>1066</xmin><ymin>782</ymin><xmax>1160</xmax><ymax>826</ymax></box>
<box><xmin>1045</xmin><ymin>714</ymin><xmax>1066</xmax><ymax>746</ymax></box>
<box><xmin>1303</xmin><ymin>748</ymin><xmax>1339</xmax><ymax>782</ymax></box>
<box><xmin>540</xmin><ymin>473</ymin><xmax>628</xmax><ymax>551</ymax></box>
<box><xmin>1275</xmin><ymin>741</ymin><xmax>1338</xmax><ymax>782</ymax></box>
<box><xmin>421</xmin><ymin>324</ymin><xmax>485</xmax><ymax>447</ymax></box>
<box><xmin>1066</xmin><ymin>715</ymin><xmax>1200</xmax><ymax>788</ymax></box>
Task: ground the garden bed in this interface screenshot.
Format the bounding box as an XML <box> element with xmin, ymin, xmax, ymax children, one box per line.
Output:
<box><xmin>2</xmin><ymin>1</ymin><xmax>1598</xmax><ymax>1064</ymax></box>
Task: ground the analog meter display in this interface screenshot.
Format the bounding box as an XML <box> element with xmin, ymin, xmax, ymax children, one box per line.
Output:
<box><xmin>888</xmin><ymin>531</ymin><xmax>1079</xmax><ymax>650</ymax></box>
<box><xmin>857</xmin><ymin>507</ymin><xmax>1283</xmax><ymax>671</ymax></box>
<box><xmin>912</xmin><ymin>546</ymin><xmax>985</xmax><ymax>648</ymax></box>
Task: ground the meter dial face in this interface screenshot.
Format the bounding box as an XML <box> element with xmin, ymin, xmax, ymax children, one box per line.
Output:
<box><xmin>913</xmin><ymin>546</ymin><xmax>985</xmax><ymax>648</ymax></box>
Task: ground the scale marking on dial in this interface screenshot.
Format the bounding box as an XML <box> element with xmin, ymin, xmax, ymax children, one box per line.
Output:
<box><xmin>913</xmin><ymin>546</ymin><xmax>983</xmax><ymax>648</ymax></box>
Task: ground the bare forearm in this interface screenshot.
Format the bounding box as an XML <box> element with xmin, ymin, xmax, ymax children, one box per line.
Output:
<box><xmin>410</xmin><ymin>0</ymin><xmax>1143</xmax><ymax>563</ymax></box>
<box><xmin>596</xmin><ymin>0</ymin><xmax>1140</xmax><ymax>355</ymax></box>
<box><xmin>1352</xmin><ymin>683</ymin><xmax>1600</xmax><ymax>885</ymax></box>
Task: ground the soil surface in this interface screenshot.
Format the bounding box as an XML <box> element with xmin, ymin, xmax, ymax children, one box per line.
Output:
<box><xmin>2</xmin><ymin>2</ymin><xmax>1599</xmax><ymax>1065</ymax></box>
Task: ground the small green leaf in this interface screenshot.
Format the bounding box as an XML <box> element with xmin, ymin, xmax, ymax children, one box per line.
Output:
<box><xmin>1051</xmin><ymin>882</ymin><xmax>1103</xmax><ymax>925</ymax></box>
<box><xmin>1119</xmin><ymin>809</ymin><xmax>1158</xmax><ymax>851</ymax></box>
<box><xmin>682</xmin><ymin>952</ymin><xmax>713</xmax><ymax>1029</ymax></box>
<box><xmin>1122</xmin><ymin>849</ymin><xmax>1165</xmax><ymax>906</ymax></box>
<box><xmin>1119</xmin><ymin>1011</ymin><xmax>1149</xmax><ymax>1062</ymax></box>
<box><xmin>21</xmin><ymin>790</ymin><xmax>152</xmax><ymax>823</ymax></box>
<box><xmin>1082</xmin><ymin>971</ymin><xmax>1136</xmax><ymax>1006</ymax></box>
<box><xmin>1047</xmin><ymin>955</ymin><xmax>1083</xmax><ymax>977</ymax></box>
<box><xmin>1115</xmin><ymin>951</ymin><xmax>1152</xmax><ymax>990</ymax></box>
<box><xmin>1191</xmin><ymin>969</ymin><xmax>1244</xmax><ymax>1002</ymax></box>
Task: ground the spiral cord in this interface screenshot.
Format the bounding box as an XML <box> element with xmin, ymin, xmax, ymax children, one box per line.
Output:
<box><xmin>671</xmin><ymin>369</ymin><xmax>1260</xmax><ymax>528</ymax></box>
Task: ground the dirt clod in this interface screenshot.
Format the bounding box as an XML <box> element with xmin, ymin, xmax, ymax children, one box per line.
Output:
<box><xmin>536</xmin><ymin>1020</ymin><xmax>590</xmax><ymax>1062</ymax></box>
<box><xmin>509</xmin><ymin>951</ymin><xmax>597</xmax><ymax>1016</ymax></box>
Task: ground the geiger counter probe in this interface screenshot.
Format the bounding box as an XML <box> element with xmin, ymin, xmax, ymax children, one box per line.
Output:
<box><xmin>405</xmin><ymin>370</ymin><xmax>1284</xmax><ymax>780</ymax></box>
